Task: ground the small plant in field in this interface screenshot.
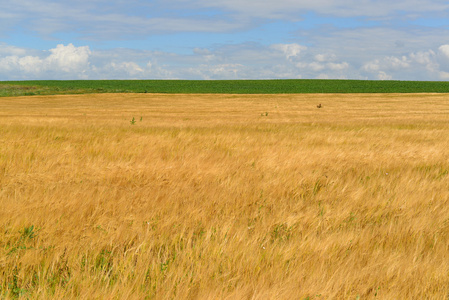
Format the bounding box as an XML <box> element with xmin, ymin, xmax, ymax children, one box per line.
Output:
<box><xmin>140</xmin><ymin>116</ymin><xmax>143</xmax><ymax>122</ymax></box>
<box><xmin>8</xmin><ymin>267</ymin><xmax>25</xmax><ymax>298</ymax></box>
<box><xmin>20</xmin><ymin>225</ymin><xmax>36</xmax><ymax>240</ymax></box>
<box><xmin>130</xmin><ymin>117</ymin><xmax>136</xmax><ymax>125</ymax></box>
<box><xmin>95</xmin><ymin>249</ymin><xmax>113</xmax><ymax>272</ymax></box>
<box><xmin>261</xmin><ymin>112</ymin><xmax>269</xmax><ymax>116</ymax></box>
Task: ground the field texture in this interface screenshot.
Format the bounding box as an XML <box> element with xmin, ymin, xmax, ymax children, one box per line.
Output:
<box><xmin>2</xmin><ymin>79</ymin><xmax>449</xmax><ymax>96</ymax></box>
<box><xmin>1</xmin><ymin>93</ymin><xmax>449</xmax><ymax>299</ymax></box>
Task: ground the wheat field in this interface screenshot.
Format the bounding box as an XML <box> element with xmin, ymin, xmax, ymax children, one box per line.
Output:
<box><xmin>1</xmin><ymin>93</ymin><xmax>449</xmax><ymax>299</ymax></box>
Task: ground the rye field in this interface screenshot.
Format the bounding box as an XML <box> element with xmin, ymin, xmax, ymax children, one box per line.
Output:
<box><xmin>1</xmin><ymin>91</ymin><xmax>449</xmax><ymax>299</ymax></box>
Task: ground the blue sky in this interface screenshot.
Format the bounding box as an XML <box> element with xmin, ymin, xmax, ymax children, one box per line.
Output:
<box><xmin>1</xmin><ymin>0</ymin><xmax>449</xmax><ymax>80</ymax></box>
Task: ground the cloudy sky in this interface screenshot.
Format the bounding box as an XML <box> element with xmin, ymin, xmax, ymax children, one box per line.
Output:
<box><xmin>1</xmin><ymin>0</ymin><xmax>449</xmax><ymax>80</ymax></box>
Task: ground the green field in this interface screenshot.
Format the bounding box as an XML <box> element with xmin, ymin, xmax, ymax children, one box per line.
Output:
<box><xmin>2</xmin><ymin>79</ymin><xmax>449</xmax><ymax>96</ymax></box>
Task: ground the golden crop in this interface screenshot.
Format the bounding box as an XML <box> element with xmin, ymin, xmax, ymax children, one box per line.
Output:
<box><xmin>1</xmin><ymin>93</ymin><xmax>449</xmax><ymax>299</ymax></box>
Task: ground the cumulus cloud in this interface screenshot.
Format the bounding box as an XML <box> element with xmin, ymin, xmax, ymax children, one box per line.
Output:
<box><xmin>296</xmin><ymin>59</ymin><xmax>350</xmax><ymax>78</ymax></box>
<box><xmin>361</xmin><ymin>61</ymin><xmax>380</xmax><ymax>73</ymax></box>
<box><xmin>18</xmin><ymin>56</ymin><xmax>44</xmax><ymax>74</ymax></box>
<box><xmin>308</xmin><ymin>62</ymin><xmax>325</xmax><ymax>72</ymax></box>
<box><xmin>103</xmin><ymin>61</ymin><xmax>144</xmax><ymax>76</ymax></box>
<box><xmin>47</xmin><ymin>44</ymin><xmax>91</xmax><ymax>73</ymax></box>
<box><xmin>3</xmin><ymin>42</ymin><xmax>449</xmax><ymax>81</ymax></box>
<box><xmin>271</xmin><ymin>43</ymin><xmax>307</xmax><ymax>60</ymax></box>
<box><xmin>410</xmin><ymin>51</ymin><xmax>434</xmax><ymax>66</ymax></box>
<box><xmin>327</xmin><ymin>62</ymin><xmax>349</xmax><ymax>71</ymax></box>
<box><xmin>438</xmin><ymin>45</ymin><xmax>449</xmax><ymax>58</ymax></box>
<box><xmin>315</xmin><ymin>53</ymin><xmax>337</xmax><ymax>62</ymax></box>
<box><xmin>359</xmin><ymin>46</ymin><xmax>449</xmax><ymax>80</ymax></box>
<box><xmin>206</xmin><ymin>63</ymin><xmax>244</xmax><ymax>79</ymax></box>
<box><xmin>436</xmin><ymin>46</ymin><xmax>449</xmax><ymax>71</ymax></box>
<box><xmin>362</xmin><ymin>56</ymin><xmax>409</xmax><ymax>75</ymax></box>
<box><xmin>0</xmin><ymin>43</ymin><xmax>91</xmax><ymax>79</ymax></box>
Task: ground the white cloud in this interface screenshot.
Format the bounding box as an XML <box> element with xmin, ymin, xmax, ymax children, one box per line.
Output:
<box><xmin>438</xmin><ymin>45</ymin><xmax>449</xmax><ymax>59</ymax></box>
<box><xmin>410</xmin><ymin>50</ymin><xmax>435</xmax><ymax>65</ymax></box>
<box><xmin>3</xmin><ymin>42</ymin><xmax>449</xmax><ymax>81</ymax></box>
<box><xmin>104</xmin><ymin>61</ymin><xmax>145</xmax><ymax>76</ymax></box>
<box><xmin>0</xmin><ymin>44</ymin><xmax>28</xmax><ymax>56</ymax></box>
<box><xmin>300</xmin><ymin>26</ymin><xmax>449</xmax><ymax>72</ymax></box>
<box><xmin>327</xmin><ymin>62</ymin><xmax>349</xmax><ymax>71</ymax></box>
<box><xmin>385</xmin><ymin>56</ymin><xmax>410</xmax><ymax>69</ymax></box>
<box><xmin>437</xmin><ymin>45</ymin><xmax>449</xmax><ymax>71</ymax></box>
<box><xmin>315</xmin><ymin>53</ymin><xmax>337</xmax><ymax>62</ymax></box>
<box><xmin>377</xmin><ymin>71</ymin><xmax>392</xmax><ymax>80</ymax></box>
<box><xmin>0</xmin><ymin>43</ymin><xmax>91</xmax><ymax>80</ymax></box>
<box><xmin>308</xmin><ymin>62</ymin><xmax>325</xmax><ymax>72</ymax></box>
<box><xmin>359</xmin><ymin>47</ymin><xmax>449</xmax><ymax>80</ymax></box>
<box><xmin>438</xmin><ymin>71</ymin><xmax>449</xmax><ymax>80</ymax></box>
<box><xmin>271</xmin><ymin>43</ymin><xmax>307</xmax><ymax>60</ymax></box>
<box><xmin>0</xmin><ymin>56</ymin><xmax>19</xmax><ymax>72</ymax></box>
<box><xmin>362</xmin><ymin>61</ymin><xmax>380</xmax><ymax>73</ymax></box>
<box><xmin>362</xmin><ymin>56</ymin><xmax>410</xmax><ymax>75</ymax></box>
<box><xmin>46</xmin><ymin>44</ymin><xmax>91</xmax><ymax>73</ymax></box>
<box><xmin>208</xmin><ymin>63</ymin><xmax>243</xmax><ymax>78</ymax></box>
<box><xmin>18</xmin><ymin>56</ymin><xmax>44</xmax><ymax>74</ymax></box>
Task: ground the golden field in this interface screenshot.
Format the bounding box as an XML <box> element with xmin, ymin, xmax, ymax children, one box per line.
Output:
<box><xmin>1</xmin><ymin>93</ymin><xmax>449</xmax><ymax>299</ymax></box>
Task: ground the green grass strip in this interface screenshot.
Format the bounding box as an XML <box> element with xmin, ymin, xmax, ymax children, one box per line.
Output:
<box><xmin>1</xmin><ymin>79</ymin><xmax>449</xmax><ymax>96</ymax></box>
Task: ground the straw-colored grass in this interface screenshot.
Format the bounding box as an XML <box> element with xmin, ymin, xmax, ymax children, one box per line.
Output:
<box><xmin>1</xmin><ymin>93</ymin><xmax>449</xmax><ymax>299</ymax></box>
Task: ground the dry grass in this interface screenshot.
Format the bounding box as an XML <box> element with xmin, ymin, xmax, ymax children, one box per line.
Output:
<box><xmin>1</xmin><ymin>93</ymin><xmax>449</xmax><ymax>299</ymax></box>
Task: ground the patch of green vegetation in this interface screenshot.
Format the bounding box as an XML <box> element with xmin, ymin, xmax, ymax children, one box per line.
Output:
<box><xmin>1</xmin><ymin>79</ymin><xmax>449</xmax><ymax>96</ymax></box>
<box><xmin>0</xmin><ymin>84</ymin><xmax>46</xmax><ymax>97</ymax></box>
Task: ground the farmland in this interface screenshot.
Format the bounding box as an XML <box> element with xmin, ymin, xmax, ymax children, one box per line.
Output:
<box><xmin>1</xmin><ymin>92</ymin><xmax>449</xmax><ymax>298</ymax></box>
<box><xmin>2</xmin><ymin>79</ymin><xmax>449</xmax><ymax>96</ymax></box>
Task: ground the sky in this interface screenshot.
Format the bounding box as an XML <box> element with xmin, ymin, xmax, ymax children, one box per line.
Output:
<box><xmin>1</xmin><ymin>0</ymin><xmax>449</xmax><ymax>80</ymax></box>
